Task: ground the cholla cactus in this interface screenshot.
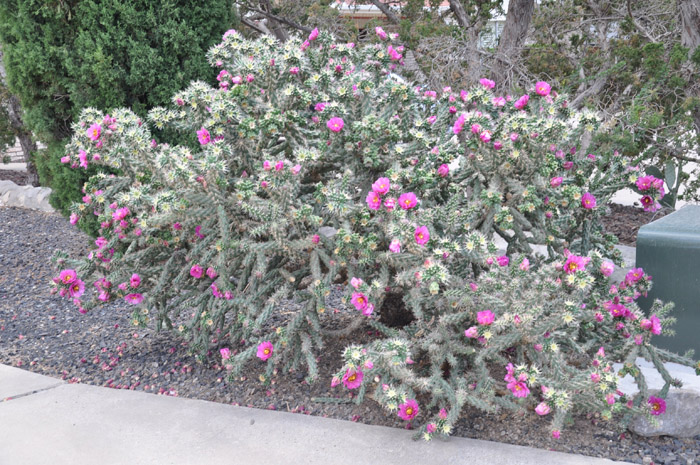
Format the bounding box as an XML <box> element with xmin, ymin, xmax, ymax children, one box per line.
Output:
<box><xmin>53</xmin><ymin>28</ymin><xmax>694</xmax><ymax>436</ymax></box>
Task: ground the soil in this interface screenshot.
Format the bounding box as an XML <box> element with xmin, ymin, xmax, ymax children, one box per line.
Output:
<box><xmin>0</xmin><ymin>170</ymin><xmax>697</xmax><ymax>464</ymax></box>
<box><xmin>600</xmin><ymin>203</ymin><xmax>672</xmax><ymax>247</ymax></box>
<box><xmin>0</xmin><ymin>169</ymin><xmax>30</xmax><ymax>186</ymax></box>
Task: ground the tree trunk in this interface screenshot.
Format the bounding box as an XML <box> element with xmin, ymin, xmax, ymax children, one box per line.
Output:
<box><xmin>491</xmin><ymin>0</ymin><xmax>535</xmax><ymax>88</ymax></box>
<box><xmin>6</xmin><ymin>94</ymin><xmax>38</xmax><ymax>186</ymax></box>
<box><xmin>679</xmin><ymin>0</ymin><xmax>700</xmax><ymax>148</ymax></box>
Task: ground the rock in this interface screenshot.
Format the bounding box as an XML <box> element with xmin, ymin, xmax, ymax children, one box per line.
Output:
<box><xmin>0</xmin><ymin>180</ymin><xmax>54</xmax><ymax>212</ymax></box>
<box><xmin>629</xmin><ymin>390</ymin><xmax>700</xmax><ymax>438</ymax></box>
<box><xmin>318</xmin><ymin>226</ymin><xmax>337</xmax><ymax>238</ymax></box>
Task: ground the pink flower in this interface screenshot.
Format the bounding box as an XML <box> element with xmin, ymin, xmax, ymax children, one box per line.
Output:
<box><xmin>600</xmin><ymin>261</ymin><xmax>615</xmax><ymax>277</ymax></box>
<box><xmin>70</xmin><ymin>213</ymin><xmax>79</xmax><ymax>225</ymax></box>
<box><xmin>78</xmin><ymin>150</ymin><xmax>88</xmax><ymax>169</ymax></box>
<box><xmin>514</xmin><ymin>94</ymin><xmax>529</xmax><ymax>109</ymax></box>
<box><xmin>625</xmin><ymin>268</ymin><xmax>644</xmax><ymax>284</ymax></box>
<box><xmin>197</xmin><ymin>127</ymin><xmax>211</xmax><ymax>145</ymax></box>
<box><xmin>550</xmin><ymin>177</ymin><xmax>563</xmax><ymax>187</ymax></box>
<box><xmin>439</xmin><ymin>408</ymin><xmax>448</xmax><ymax>419</ymax></box>
<box><xmin>60</xmin><ymin>156</ymin><xmax>70</xmax><ymax>163</ymax></box>
<box><xmin>372</xmin><ymin>177</ymin><xmax>391</xmax><ymax>195</ymax></box>
<box><xmin>68</xmin><ymin>279</ymin><xmax>85</xmax><ymax>298</ymax></box>
<box><xmin>477</xmin><ymin>310</ymin><xmax>495</xmax><ymax>325</ymax></box>
<box><xmin>389</xmin><ymin>239</ymin><xmax>401</xmax><ymax>253</ymax></box>
<box><xmin>493</xmin><ymin>140</ymin><xmax>503</xmax><ymax>150</ymax></box>
<box><xmin>649</xmin><ymin>314</ymin><xmax>662</xmax><ymax>335</ymax></box>
<box><xmin>87</xmin><ymin>124</ymin><xmax>101</xmax><ymax>141</ymax></box>
<box><xmin>190</xmin><ymin>264</ymin><xmax>204</xmax><ymax>279</ymax></box>
<box><xmin>437</xmin><ymin>164</ymin><xmax>449</xmax><ymax>177</ymax></box>
<box><xmin>351</xmin><ymin>292</ymin><xmax>369</xmax><ymax>311</ymax></box>
<box><xmin>452</xmin><ymin>114</ymin><xmax>466</xmax><ymax>135</ymax></box>
<box><xmin>648</xmin><ymin>396</ymin><xmax>666</xmax><ymax>415</ymax></box>
<box><xmin>535</xmin><ymin>402</ymin><xmax>551</xmax><ymax>416</ymax></box>
<box><xmin>397</xmin><ymin>399</ymin><xmax>419</xmax><ymax>421</ymax></box>
<box><xmin>256</xmin><ymin>341</ymin><xmax>274</xmax><ymax>361</ymax></box>
<box><xmin>375</xmin><ymin>26</ymin><xmax>387</xmax><ymax>40</ymax></box>
<box><xmin>292</xmin><ymin>164</ymin><xmax>301</xmax><ymax>175</ymax></box>
<box><xmin>263</xmin><ymin>160</ymin><xmax>272</xmax><ymax>171</ymax></box>
<box><xmin>426</xmin><ymin>423</ymin><xmax>437</xmax><ymax>434</ymax></box>
<box><xmin>342</xmin><ymin>368</ymin><xmax>363</xmax><ymax>389</ymax></box>
<box><xmin>308</xmin><ymin>27</ymin><xmax>319</xmax><ymax>41</ymax></box>
<box><xmin>327</xmin><ymin>117</ymin><xmax>344</xmax><ymax>133</ymax></box>
<box><xmin>590</xmin><ymin>372</ymin><xmax>601</xmax><ymax>383</ymax></box>
<box><xmin>496</xmin><ymin>255</ymin><xmax>509</xmax><ymax>267</ymax></box>
<box><xmin>398</xmin><ymin>192</ymin><xmax>418</xmax><ymax>210</ymax></box>
<box><xmin>350</xmin><ymin>277</ymin><xmax>364</xmax><ymax>289</ymax></box>
<box><xmin>206</xmin><ymin>267</ymin><xmax>218</xmax><ymax>279</ymax></box>
<box><xmin>311</xmin><ymin>234</ymin><xmax>320</xmax><ymax>244</ymax></box>
<box><xmin>274</xmin><ymin>160</ymin><xmax>284</xmax><ymax>171</ymax></box>
<box><xmin>470</xmin><ymin>123</ymin><xmax>481</xmax><ymax>134</ymax></box>
<box><xmin>581</xmin><ymin>192</ymin><xmax>597</xmax><ymax>209</ymax></box>
<box><xmin>59</xmin><ymin>269</ymin><xmax>77</xmax><ymax>284</ymax></box>
<box><xmin>552</xmin><ymin>430</ymin><xmax>561</xmax><ymax>439</ymax></box>
<box><xmin>464</xmin><ymin>326</ymin><xmax>478</xmax><ymax>338</ymax></box>
<box><xmin>130</xmin><ymin>273</ymin><xmax>141</xmax><ymax>288</ymax></box>
<box><xmin>508</xmin><ymin>380</ymin><xmax>530</xmax><ymax>398</ymax></box>
<box><xmin>519</xmin><ymin>258</ymin><xmax>530</xmax><ymax>271</ymax></box>
<box><xmin>414</xmin><ymin>226</ymin><xmax>430</xmax><ymax>245</ymax></box>
<box><xmin>563</xmin><ymin>254</ymin><xmax>588</xmax><ymax>274</ymax></box>
<box><xmin>220</xmin><ymin>348</ymin><xmax>231</xmax><ymax>360</ymax></box>
<box><xmin>289</xmin><ymin>67</ymin><xmax>300</xmax><ymax>75</ymax></box>
<box><xmin>366</xmin><ymin>191</ymin><xmax>382</xmax><ymax>210</ymax></box>
<box><xmin>479</xmin><ymin>130</ymin><xmax>492</xmax><ymax>143</ymax></box>
<box><xmin>387</xmin><ymin>45</ymin><xmax>402</xmax><ymax>61</ymax></box>
<box><xmin>535</xmin><ymin>81</ymin><xmax>551</xmax><ymax>96</ymax></box>
<box><xmin>636</xmin><ymin>175</ymin><xmax>656</xmax><ymax>191</ymax></box>
<box><xmin>124</xmin><ymin>293</ymin><xmax>143</xmax><ymax>305</ymax></box>
<box><xmin>479</xmin><ymin>78</ymin><xmax>495</xmax><ymax>89</ymax></box>
<box><xmin>362</xmin><ymin>303</ymin><xmax>374</xmax><ymax>316</ymax></box>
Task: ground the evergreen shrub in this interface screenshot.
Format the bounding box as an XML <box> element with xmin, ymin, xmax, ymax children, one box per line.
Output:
<box><xmin>52</xmin><ymin>29</ymin><xmax>696</xmax><ymax>438</ymax></box>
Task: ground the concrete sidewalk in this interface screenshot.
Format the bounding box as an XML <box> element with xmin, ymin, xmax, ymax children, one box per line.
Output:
<box><xmin>0</xmin><ymin>364</ymin><xmax>634</xmax><ymax>465</ymax></box>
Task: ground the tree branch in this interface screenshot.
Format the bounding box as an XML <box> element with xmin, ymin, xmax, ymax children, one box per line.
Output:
<box><xmin>369</xmin><ymin>0</ymin><xmax>400</xmax><ymax>24</ymax></box>
<box><xmin>235</xmin><ymin>1</ymin><xmax>312</xmax><ymax>34</ymax></box>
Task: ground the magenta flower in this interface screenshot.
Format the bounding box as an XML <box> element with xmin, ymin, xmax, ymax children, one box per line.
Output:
<box><xmin>350</xmin><ymin>277</ymin><xmax>363</xmax><ymax>289</ymax></box>
<box><xmin>581</xmin><ymin>192</ymin><xmax>597</xmax><ymax>209</ymax></box>
<box><xmin>351</xmin><ymin>292</ymin><xmax>369</xmax><ymax>311</ymax></box>
<box><xmin>600</xmin><ymin>261</ymin><xmax>615</xmax><ymax>277</ymax></box>
<box><xmin>389</xmin><ymin>239</ymin><xmax>401</xmax><ymax>253</ymax></box>
<box><xmin>190</xmin><ymin>264</ymin><xmax>204</xmax><ymax>279</ymax></box>
<box><xmin>289</xmin><ymin>67</ymin><xmax>300</xmax><ymax>75</ymax></box>
<box><xmin>563</xmin><ymin>254</ymin><xmax>588</xmax><ymax>274</ymax></box>
<box><xmin>372</xmin><ymin>177</ymin><xmax>391</xmax><ymax>195</ymax></box>
<box><xmin>68</xmin><ymin>279</ymin><xmax>85</xmax><ymax>298</ymax></box>
<box><xmin>308</xmin><ymin>27</ymin><xmax>319</xmax><ymax>41</ymax></box>
<box><xmin>124</xmin><ymin>293</ymin><xmax>143</xmax><ymax>305</ymax></box>
<box><xmin>70</xmin><ymin>213</ymin><xmax>79</xmax><ymax>225</ymax></box>
<box><xmin>342</xmin><ymin>368</ymin><xmax>363</xmax><ymax>389</ymax></box>
<box><xmin>508</xmin><ymin>380</ymin><xmax>530</xmax><ymax>398</ymax></box>
<box><xmin>327</xmin><ymin>117</ymin><xmax>344</xmax><ymax>133</ymax></box>
<box><xmin>477</xmin><ymin>310</ymin><xmax>495</xmax><ymax>325</ymax></box>
<box><xmin>625</xmin><ymin>268</ymin><xmax>644</xmax><ymax>284</ymax></box>
<box><xmin>514</xmin><ymin>94</ymin><xmax>530</xmax><ymax>110</ymax></box>
<box><xmin>59</xmin><ymin>269</ymin><xmax>78</xmax><ymax>285</ymax></box>
<box><xmin>220</xmin><ymin>348</ymin><xmax>231</xmax><ymax>360</ymax></box>
<box><xmin>535</xmin><ymin>402</ymin><xmax>551</xmax><ymax>416</ymax></box>
<box><xmin>479</xmin><ymin>130</ymin><xmax>492</xmax><ymax>143</ymax></box>
<box><xmin>397</xmin><ymin>399</ymin><xmax>419</xmax><ymax>421</ymax></box>
<box><xmin>60</xmin><ymin>155</ymin><xmax>70</xmax><ymax>163</ymax></box>
<box><xmin>649</xmin><ymin>314</ymin><xmax>662</xmax><ymax>335</ymax></box>
<box><xmin>496</xmin><ymin>255</ymin><xmax>509</xmax><ymax>267</ymax></box>
<box><xmin>314</xmin><ymin>102</ymin><xmax>327</xmax><ymax>112</ymax></box>
<box><xmin>552</xmin><ymin>430</ymin><xmax>561</xmax><ymax>439</ymax></box>
<box><xmin>535</xmin><ymin>81</ymin><xmax>551</xmax><ymax>96</ymax></box>
<box><xmin>384</xmin><ymin>197</ymin><xmax>396</xmax><ymax>211</ymax></box>
<box><xmin>87</xmin><ymin>123</ymin><xmax>102</xmax><ymax>141</ymax></box>
<box><xmin>452</xmin><ymin>113</ymin><xmax>466</xmax><ymax>135</ymax></box>
<box><xmin>197</xmin><ymin>127</ymin><xmax>211</xmax><ymax>145</ymax></box>
<box><xmin>398</xmin><ymin>192</ymin><xmax>417</xmax><ymax>210</ymax></box>
<box><xmin>648</xmin><ymin>396</ymin><xmax>666</xmax><ymax>415</ymax></box>
<box><xmin>550</xmin><ymin>177</ymin><xmax>563</xmax><ymax>188</ymax></box>
<box><xmin>635</xmin><ymin>175</ymin><xmax>658</xmax><ymax>191</ymax></box>
<box><xmin>362</xmin><ymin>303</ymin><xmax>374</xmax><ymax>316</ymax></box>
<box><xmin>206</xmin><ymin>267</ymin><xmax>218</xmax><ymax>279</ymax></box>
<box><xmin>366</xmin><ymin>191</ymin><xmax>382</xmax><ymax>210</ymax></box>
<box><xmin>130</xmin><ymin>273</ymin><xmax>141</xmax><ymax>288</ymax></box>
<box><xmin>437</xmin><ymin>164</ymin><xmax>449</xmax><ymax>177</ymax></box>
<box><xmin>519</xmin><ymin>258</ymin><xmax>530</xmax><ymax>271</ymax></box>
<box><xmin>274</xmin><ymin>160</ymin><xmax>284</xmax><ymax>171</ymax></box>
<box><xmin>292</xmin><ymin>164</ymin><xmax>301</xmax><ymax>175</ymax></box>
<box><xmin>426</xmin><ymin>423</ymin><xmax>437</xmax><ymax>434</ymax></box>
<box><xmin>311</xmin><ymin>234</ymin><xmax>320</xmax><ymax>244</ymax></box>
<box><xmin>414</xmin><ymin>226</ymin><xmax>430</xmax><ymax>245</ymax></box>
<box><xmin>256</xmin><ymin>341</ymin><xmax>274</xmax><ymax>361</ymax></box>
<box><xmin>479</xmin><ymin>78</ymin><xmax>495</xmax><ymax>89</ymax></box>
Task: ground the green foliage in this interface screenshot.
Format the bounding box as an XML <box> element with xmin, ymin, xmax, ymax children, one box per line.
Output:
<box><xmin>0</xmin><ymin>83</ymin><xmax>16</xmax><ymax>153</ymax></box>
<box><xmin>51</xmin><ymin>32</ymin><xmax>695</xmax><ymax>437</ymax></box>
<box><xmin>0</xmin><ymin>0</ymin><xmax>237</xmax><ymax>229</ymax></box>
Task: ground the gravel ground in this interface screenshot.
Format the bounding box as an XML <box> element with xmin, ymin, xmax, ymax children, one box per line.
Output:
<box><xmin>1</xmin><ymin>205</ymin><xmax>698</xmax><ymax>465</ymax></box>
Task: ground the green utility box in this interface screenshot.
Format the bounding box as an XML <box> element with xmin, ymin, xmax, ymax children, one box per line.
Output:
<box><xmin>636</xmin><ymin>205</ymin><xmax>700</xmax><ymax>356</ymax></box>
